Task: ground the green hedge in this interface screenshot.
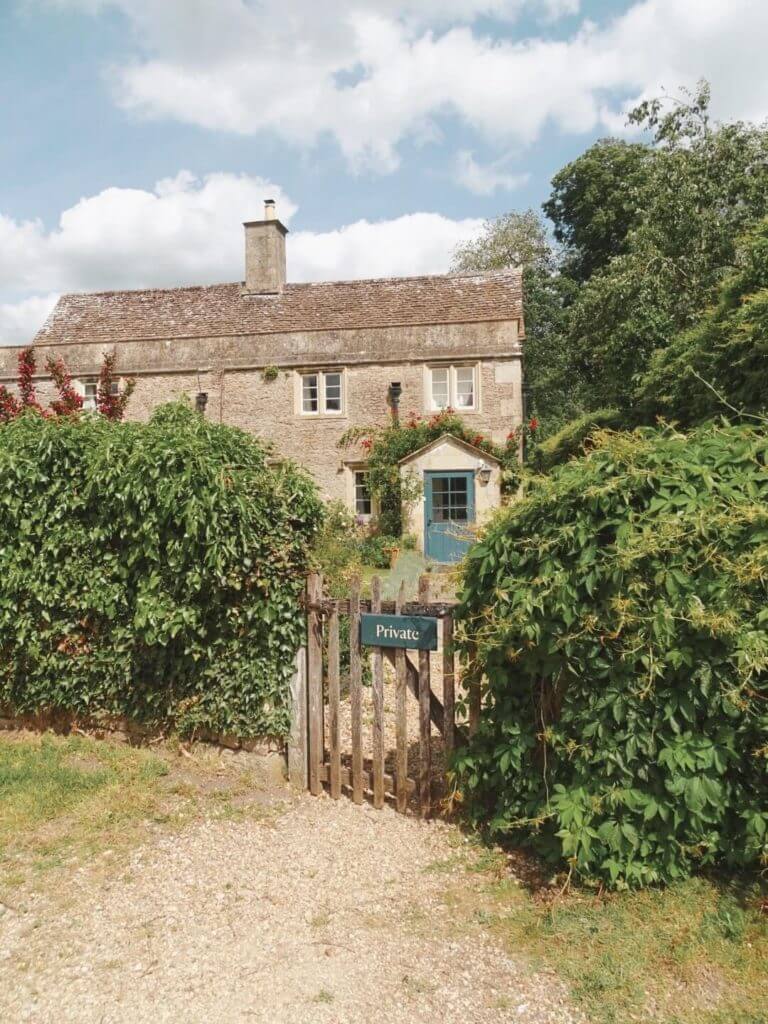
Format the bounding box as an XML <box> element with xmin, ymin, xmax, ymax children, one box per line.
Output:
<box><xmin>454</xmin><ymin>424</ymin><xmax>768</xmax><ymax>887</ymax></box>
<box><xmin>0</xmin><ymin>404</ymin><xmax>322</xmax><ymax>738</ymax></box>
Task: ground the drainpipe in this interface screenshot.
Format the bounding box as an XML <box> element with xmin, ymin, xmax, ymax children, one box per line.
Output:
<box><xmin>388</xmin><ymin>381</ymin><xmax>402</xmax><ymax>423</ymax></box>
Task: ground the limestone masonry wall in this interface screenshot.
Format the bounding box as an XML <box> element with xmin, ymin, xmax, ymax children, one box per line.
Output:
<box><xmin>0</xmin><ymin>318</ymin><xmax>523</xmax><ymax>504</ymax></box>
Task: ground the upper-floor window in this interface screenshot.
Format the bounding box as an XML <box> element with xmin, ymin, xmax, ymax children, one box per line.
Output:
<box><xmin>300</xmin><ymin>370</ymin><xmax>343</xmax><ymax>415</ymax></box>
<box><xmin>429</xmin><ymin>364</ymin><xmax>477</xmax><ymax>411</ymax></box>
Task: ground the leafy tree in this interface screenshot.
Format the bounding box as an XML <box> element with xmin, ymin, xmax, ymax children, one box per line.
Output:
<box><xmin>566</xmin><ymin>82</ymin><xmax>768</xmax><ymax>414</ymax></box>
<box><xmin>639</xmin><ymin>218</ymin><xmax>768</xmax><ymax>424</ymax></box>
<box><xmin>453</xmin><ymin>209</ymin><xmax>553</xmax><ymax>271</ymax></box>
<box><xmin>452</xmin><ymin>211</ymin><xmax>581</xmax><ymax>435</ymax></box>
<box><xmin>543</xmin><ymin>139</ymin><xmax>650</xmax><ymax>283</ymax></box>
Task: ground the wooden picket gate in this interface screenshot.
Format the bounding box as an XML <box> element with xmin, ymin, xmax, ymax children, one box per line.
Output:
<box><xmin>288</xmin><ymin>571</ymin><xmax>480</xmax><ymax>817</ymax></box>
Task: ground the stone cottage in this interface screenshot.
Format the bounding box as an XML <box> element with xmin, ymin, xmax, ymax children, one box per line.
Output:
<box><xmin>0</xmin><ymin>201</ymin><xmax>525</xmax><ymax>561</ymax></box>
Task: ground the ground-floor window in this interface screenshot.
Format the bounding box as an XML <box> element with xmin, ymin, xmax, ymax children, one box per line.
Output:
<box><xmin>81</xmin><ymin>379</ymin><xmax>120</xmax><ymax>412</ymax></box>
<box><xmin>354</xmin><ymin>469</ymin><xmax>372</xmax><ymax>517</ymax></box>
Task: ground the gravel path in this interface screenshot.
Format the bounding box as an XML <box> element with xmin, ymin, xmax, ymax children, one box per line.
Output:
<box><xmin>0</xmin><ymin>794</ymin><xmax>584</xmax><ymax>1024</ymax></box>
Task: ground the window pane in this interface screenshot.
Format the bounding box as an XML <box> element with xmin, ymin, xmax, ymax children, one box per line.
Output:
<box><xmin>431</xmin><ymin>476</ymin><xmax>469</xmax><ymax>522</ymax></box>
<box><xmin>431</xmin><ymin>367</ymin><xmax>449</xmax><ymax>409</ymax></box>
<box><xmin>354</xmin><ymin>470</ymin><xmax>372</xmax><ymax>516</ymax></box>
<box><xmin>324</xmin><ymin>372</ymin><xmax>342</xmax><ymax>412</ymax></box>
<box><xmin>455</xmin><ymin>366</ymin><xmax>475</xmax><ymax>408</ymax></box>
<box><xmin>83</xmin><ymin>382</ymin><xmax>98</xmax><ymax>411</ymax></box>
<box><xmin>302</xmin><ymin>374</ymin><xmax>319</xmax><ymax>413</ymax></box>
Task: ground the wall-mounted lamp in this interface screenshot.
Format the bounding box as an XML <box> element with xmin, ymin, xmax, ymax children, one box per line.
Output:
<box><xmin>477</xmin><ymin>465</ymin><xmax>492</xmax><ymax>486</ymax></box>
<box><xmin>195</xmin><ymin>392</ymin><xmax>208</xmax><ymax>415</ymax></box>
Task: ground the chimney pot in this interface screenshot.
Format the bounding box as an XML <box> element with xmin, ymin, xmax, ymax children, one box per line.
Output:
<box><xmin>264</xmin><ymin>199</ymin><xmax>276</xmax><ymax>220</ymax></box>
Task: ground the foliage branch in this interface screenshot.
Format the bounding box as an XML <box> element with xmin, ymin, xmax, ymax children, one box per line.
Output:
<box><xmin>0</xmin><ymin>346</ymin><xmax>134</xmax><ymax>423</ymax></box>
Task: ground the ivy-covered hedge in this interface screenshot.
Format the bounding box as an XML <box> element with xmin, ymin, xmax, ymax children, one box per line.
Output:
<box><xmin>454</xmin><ymin>424</ymin><xmax>768</xmax><ymax>887</ymax></box>
<box><xmin>0</xmin><ymin>404</ymin><xmax>322</xmax><ymax>738</ymax></box>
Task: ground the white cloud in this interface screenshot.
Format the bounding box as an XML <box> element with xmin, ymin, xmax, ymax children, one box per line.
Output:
<box><xmin>0</xmin><ymin>294</ymin><xmax>60</xmax><ymax>348</ymax></box>
<box><xmin>43</xmin><ymin>0</ymin><xmax>768</xmax><ymax>174</ymax></box>
<box><xmin>454</xmin><ymin>151</ymin><xmax>530</xmax><ymax>195</ymax></box>
<box><xmin>0</xmin><ymin>170</ymin><xmax>483</xmax><ymax>345</ymax></box>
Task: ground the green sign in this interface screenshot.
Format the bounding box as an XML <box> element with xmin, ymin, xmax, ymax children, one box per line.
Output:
<box><xmin>360</xmin><ymin>613</ymin><xmax>438</xmax><ymax>651</ymax></box>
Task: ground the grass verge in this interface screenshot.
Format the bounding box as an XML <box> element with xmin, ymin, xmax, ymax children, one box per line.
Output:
<box><xmin>0</xmin><ymin>731</ymin><xmax>282</xmax><ymax>892</ymax></box>
<box><xmin>453</xmin><ymin>843</ymin><xmax>768</xmax><ymax>1024</ymax></box>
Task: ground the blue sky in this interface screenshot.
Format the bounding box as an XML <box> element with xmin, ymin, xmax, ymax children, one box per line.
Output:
<box><xmin>1</xmin><ymin>0</ymin><xmax>766</xmax><ymax>344</ymax></box>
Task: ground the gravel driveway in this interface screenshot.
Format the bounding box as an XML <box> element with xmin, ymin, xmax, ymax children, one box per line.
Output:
<box><xmin>1</xmin><ymin>793</ymin><xmax>584</xmax><ymax>1024</ymax></box>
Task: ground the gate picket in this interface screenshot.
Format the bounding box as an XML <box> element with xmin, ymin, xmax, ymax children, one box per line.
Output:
<box><xmin>327</xmin><ymin>604</ymin><xmax>341</xmax><ymax>800</ymax></box>
<box><xmin>307</xmin><ymin>572</ymin><xmax>324</xmax><ymax>797</ymax></box>
<box><xmin>442</xmin><ymin>611</ymin><xmax>455</xmax><ymax>758</ymax></box>
<box><xmin>418</xmin><ymin>575</ymin><xmax>431</xmax><ymax>818</ymax></box>
<box><xmin>349</xmin><ymin>577</ymin><xmax>364</xmax><ymax>805</ymax></box>
<box><xmin>370</xmin><ymin>576</ymin><xmax>385</xmax><ymax>810</ymax></box>
<box><xmin>394</xmin><ymin>580</ymin><xmax>408</xmax><ymax>814</ymax></box>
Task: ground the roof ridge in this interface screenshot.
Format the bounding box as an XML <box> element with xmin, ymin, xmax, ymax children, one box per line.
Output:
<box><xmin>286</xmin><ymin>268</ymin><xmax>522</xmax><ymax>288</ymax></box>
<box><xmin>58</xmin><ymin>281</ymin><xmax>241</xmax><ymax>300</ymax></box>
<box><xmin>55</xmin><ymin>267</ymin><xmax>522</xmax><ymax>302</ymax></box>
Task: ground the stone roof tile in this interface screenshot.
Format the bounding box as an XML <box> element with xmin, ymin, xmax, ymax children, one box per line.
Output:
<box><xmin>34</xmin><ymin>270</ymin><xmax>523</xmax><ymax>345</ymax></box>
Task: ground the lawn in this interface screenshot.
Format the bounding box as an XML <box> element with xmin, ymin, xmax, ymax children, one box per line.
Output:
<box><xmin>447</xmin><ymin>843</ymin><xmax>768</xmax><ymax>1024</ymax></box>
<box><xmin>0</xmin><ymin>731</ymin><xmax>279</xmax><ymax>891</ymax></box>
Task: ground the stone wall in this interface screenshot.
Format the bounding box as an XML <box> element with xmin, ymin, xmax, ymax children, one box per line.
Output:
<box><xmin>0</xmin><ymin>318</ymin><xmax>523</xmax><ymax>504</ymax></box>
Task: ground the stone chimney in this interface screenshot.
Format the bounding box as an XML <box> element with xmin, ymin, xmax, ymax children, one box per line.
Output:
<box><xmin>243</xmin><ymin>199</ymin><xmax>288</xmax><ymax>294</ymax></box>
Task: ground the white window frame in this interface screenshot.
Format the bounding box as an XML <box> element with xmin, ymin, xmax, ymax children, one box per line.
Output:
<box><xmin>426</xmin><ymin>363</ymin><xmax>479</xmax><ymax>412</ymax></box>
<box><xmin>345</xmin><ymin>462</ymin><xmax>376</xmax><ymax>521</ymax></box>
<box><xmin>78</xmin><ymin>378</ymin><xmax>121</xmax><ymax>413</ymax></box>
<box><xmin>297</xmin><ymin>369</ymin><xmax>345</xmax><ymax>417</ymax></box>
<box><xmin>353</xmin><ymin>469</ymin><xmax>373</xmax><ymax>519</ymax></box>
<box><xmin>81</xmin><ymin>380</ymin><xmax>99</xmax><ymax>412</ymax></box>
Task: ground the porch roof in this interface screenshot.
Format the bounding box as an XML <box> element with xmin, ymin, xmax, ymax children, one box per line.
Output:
<box><xmin>398</xmin><ymin>432</ymin><xmax>502</xmax><ymax>466</ymax></box>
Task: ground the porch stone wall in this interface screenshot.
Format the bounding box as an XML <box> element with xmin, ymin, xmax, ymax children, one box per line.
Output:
<box><xmin>400</xmin><ymin>439</ymin><xmax>502</xmax><ymax>553</ymax></box>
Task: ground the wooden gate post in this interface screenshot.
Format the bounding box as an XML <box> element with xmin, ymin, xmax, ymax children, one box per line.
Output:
<box><xmin>370</xmin><ymin>575</ymin><xmax>385</xmax><ymax>810</ymax></box>
<box><xmin>287</xmin><ymin>641</ymin><xmax>308</xmax><ymax>790</ymax></box>
<box><xmin>307</xmin><ymin>572</ymin><xmax>324</xmax><ymax>796</ymax></box>
<box><xmin>418</xmin><ymin>574</ymin><xmax>432</xmax><ymax>818</ymax></box>
<box><xmin>349</xmin><ymin>577</ymin><xmax>364</xmax><ymax>805</ymax></box>
<box><xmin>394</xmin><ymin>580</ymin><xmax>408</xmax><ymax>814</ymax></box>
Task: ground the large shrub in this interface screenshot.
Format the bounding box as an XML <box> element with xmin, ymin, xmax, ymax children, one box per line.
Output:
<box><xmin>531</xmin><ymin>407</ymin><xmax>622</xmax><ymax>472</ymax></box>
<box><xmin>0</xmin><ymin>404</ymin><xmax>322</xmax><ymax>738</ymax></box>
<box><xmin>454</xmin><ymin>424</ymin><xmax>768</xmax><ymax>887</ymax></box>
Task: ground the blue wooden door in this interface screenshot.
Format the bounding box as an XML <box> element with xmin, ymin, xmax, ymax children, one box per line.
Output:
<box><xmin>424</xmin><ymin>471</ymin><xmax>475</xmax><ymax>563</ymax></box>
